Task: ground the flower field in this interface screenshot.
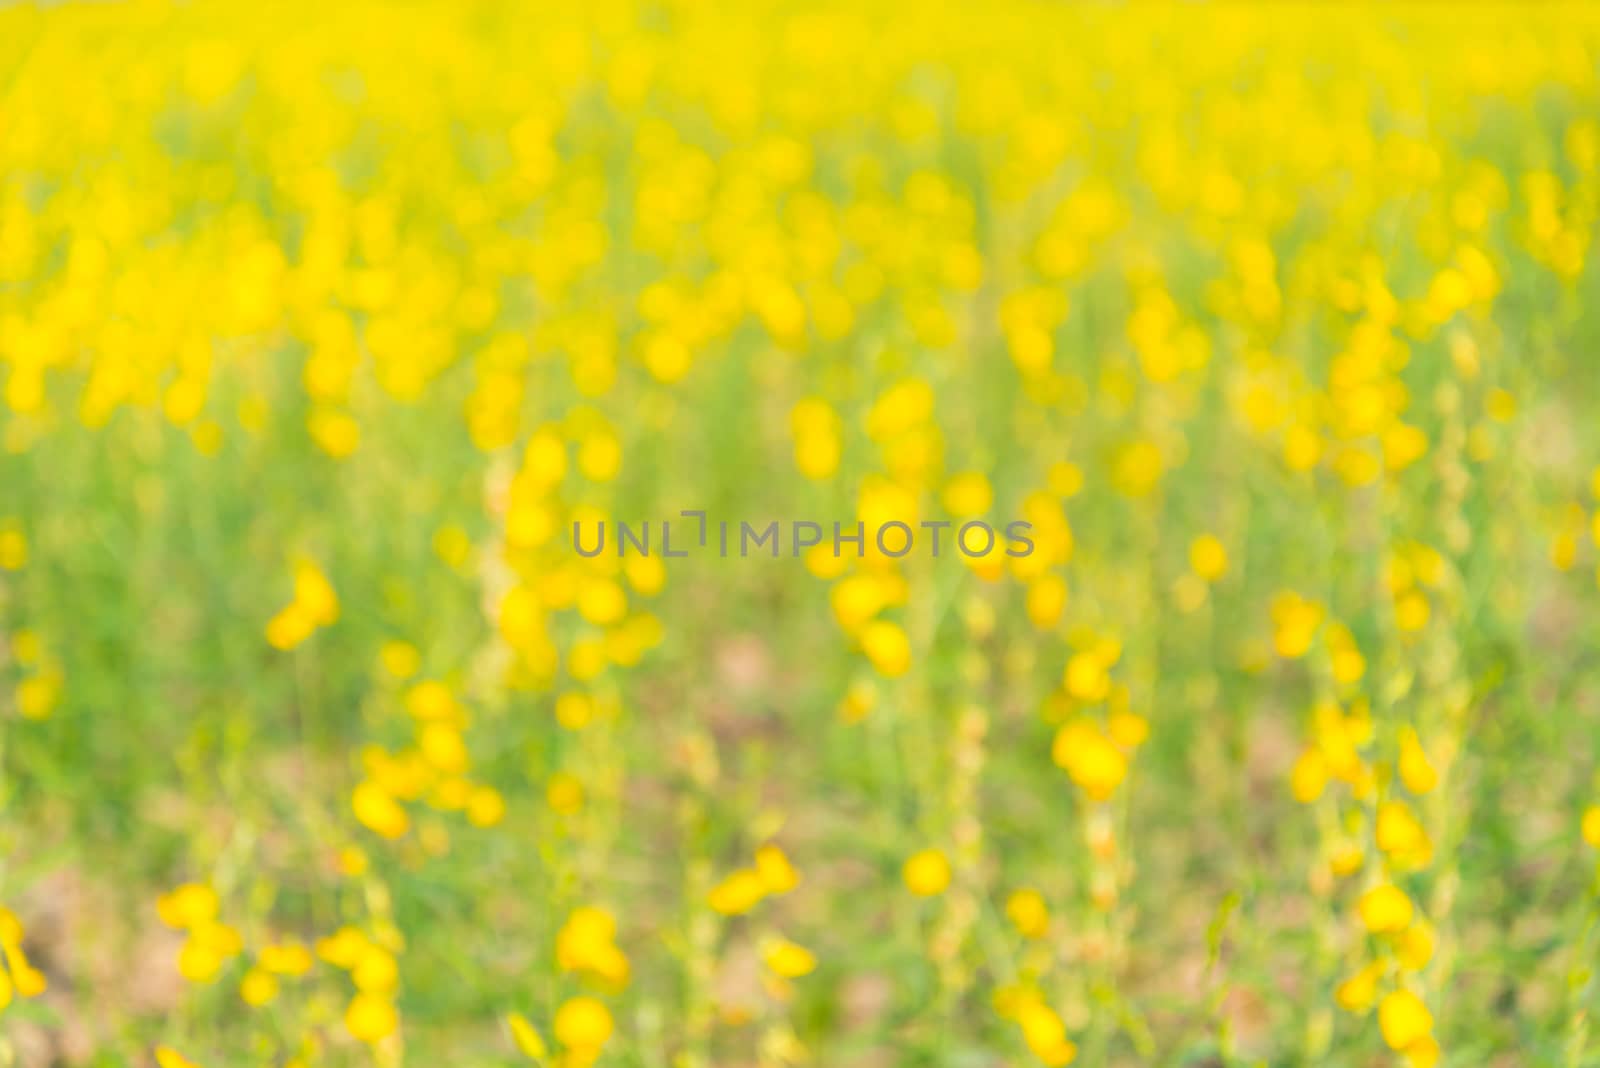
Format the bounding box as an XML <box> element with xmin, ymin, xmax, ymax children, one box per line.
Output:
<box><xmin>4</xmin><ymin>2</ymin><xmax>1600</xmax><ymax>1066</ymax></box>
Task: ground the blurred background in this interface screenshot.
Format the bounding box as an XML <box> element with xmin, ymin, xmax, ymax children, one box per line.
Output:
<box><xmin>2</xmin><ymin>2</ymin><xmax>1600</xmax><ymax>1066</ymax></box>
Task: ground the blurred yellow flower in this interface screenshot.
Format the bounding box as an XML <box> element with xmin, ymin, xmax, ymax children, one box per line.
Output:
<box><xmin>708</xmin><ymin>869</ymin><xmax>767</xmax><ymax>916</ymax></box>
<box><xmin>1378</xmin><ymin>989</ymin><xmax>1433</xmax><ymax>1051</ymax></box>
<box><xmin>1359</xmin><ymin>884</ymin><xmax>1415</xmax><ymax>934</ymax></box>
<box><xmin>553</xmin><ymin>996</ymin><xmax>613</xmax><ymax>1053</ymax></box>
<box><xmin>352</xmin><ymin>781</ymin><xmax>410</xmax><ymax>839</ymax></box>
<box><xmin>154</xmin><ymin>1048</ymin><xmax>204</xmax><ymax>1068</ymax></box>
<box><xmin>762</xmin><ymin>937</ymin><xmax>817</xmax><ymax>978</ymax></box>
<box><xmin>345</xmin><ymin>991</ymin><xmax>400</xmax><ymax>1043</ymax></box>
<box><xmin>902</xmin><ymin>848</ymin><xmax>952</xmax><ymax>897</ymax></box>
<box><xmin>1005</xmin><ymin>888</ymin><xmax>1050</xmax><ymax>939</ymax></box>
<box><xmin>1189</xmin><ymin>534</ymin><xmax>1228</xmax><ymax>582</ymax></box>
<box><xmin>1584</xmin><ymin>805</ymin><xmax>1600</xmax><ymax>848</ymax></box>
<box><xmin>508</xmin><ymin>1012</ymin><xmax>548</xmax><ymax>1059</ymax></box>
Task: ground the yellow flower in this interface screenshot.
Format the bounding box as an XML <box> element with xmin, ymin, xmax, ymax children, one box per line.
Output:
<box><xmin>1395</xmin><ymin>590</ymin><xmax>1430</xmax><ymax>632</ymax></box>
<box><xmin>1005</xmin><ymin>888</ymin><xmax>1050</xmax><ymax>939</ymax></box>
<box><xmin>1399</xmin><ymin>920</ymin><xmax>1436</xmax><ymax>971</ymax></box>
<box><xmin>1376</xmin><ymin>801</ymin><xmax>1433</xmax><ymax>868</ymax></box>
<box><xmin>866</xmin><ymin>378</ymin><xmax>934</xmax><ymax>441</ymax></box>
<box><xmin>577</xmin><ymin>579</ymin><xmax>627</xmax><ymax>626</ymax></box>
<box><xmin>553</xmin><ymin>996</ymin><xmax>614</xmax><ymax>1053</ymax></box>
<box><xmin>1329</xmin><ymin>840</ymin><xmax>1365</xmax><ymax>878</ymax></box>
<box><xmin>1283</xmin><ymin>423</ymin><xmax>1323</xmax><ymax>471</ymax></box>
<box><xmin>1271</xmin><ymin>591</ymin><xmax>1324</xmax><ymax>658</ymax></box>
<box><xmin>293</xmin><ymin>560</ymin><xmax>339</xmax><ymax>625</ymax></box>
<box><xmin>266</xmin><ymin>560</ymin><xmax>339</xmax><ymax>647</ymax></box>
<box><xmin>265</xmin><ymin>604</ymin><xmax>315</xmax><ymax>650</ymax></box>
<box><xmin>16</xmin><ymin>674</ymin><xmax>61</xmax><ymax>720</ymax></box>
<box><xmin>1107</xmin><ymin>710</ymin><xmax>1149</xmax><ymax>749</ymax></box>
<box><xmin>762</xmin><ymin>937</ymin><xmax>817</xmax><ymax>978</ymax></box>
<box><xmin>1331</xmin><ymin>644</ymin><xmax>1367</xmax><ymax>685</ymax></box>
<box><xmin>708</xmin><ymin>869</ymin><xmax>767</xmax><ymax>916</ymax></box>
<box><xmin>1486</xmin><ymin>388</ymin><xmax>1517</xmax><ymax>422</ymax></box>
<box><xmin>1358</xmin><ymin>884</ymin><xmax>1414</xmax><ymax>934</ymax></box>
<box><xmin>1404</xmin><ymin>1034</ymin><xmax>1442</xmax><ymax>1068</ymax></box>
<box><xmin>1399</xmin><ymin>729</ymin><xmax>1439</xmax><ymax>794</ymax></box>
<box><xmin>624</xmin><ymin>553</ymin><xmax>666</xmax><ymax>597</ymax></box>
<box><xmin>992</xmin><ymin>982</ymin><xmax>1029</xmax><ymax>1020</ymax></box>
<box><xmin>832</xmin><ymin>575</ymin><xmax>888</xmax><ymax>632</ymax></box>
<box><xmin>1583</xmin><ymin>804</ymin><xmax>1600</xmax><ymax>848</ymax></box>
<box><xmin>0</xmin><ymin>906</ymin><xmax>22</xmax><ymax>947</ymax></box>
<box><xmin>557</xmin><ymin>907</ymin><xmax>630</xmax><ymax>987</ymax></box>
<box><xmin>1189</xmin><ymin>534</ymin><xmax>1228</xmax><ymax>582</ymax></box>
<box><xmin>178</xmin><ymin>921</ymin><xmax>243</xmax><ymax>984</ymax></box>
<box><xmin>1062</xmin><ymin>651</ymin><xmax>1110</xmax><ymax>702</ymax></box>
<box><xmin>419</xmin><ymin>723</ymin><xmax>469</xmax><ymax>774</ymax></box>
<box><xmin>1025</xmin><ymin>574</ymin><xmax>1069</xmax><ymax>630</ymax></box>
<box><xmin>555</xmin><ymin>691</ymin><xmax>595</xmax><ymax>730</ymax></box>
<box><xmin>943</xmin><ymin>471</ymin><xmax>994</xmax><ymax>517</ymax></box>
<box><xmin>523</xmin><ymin>429</ymin><xmax>568</xmax><ymax>487</ymax></box>
<box><xmin>352</xmin><ymin>946</ymin><xmax>400</xmax><ymax>994</ymax></box>
<box><xmin>791</xmin><ymin>399</ymin><xmax>841</xmax><ymax>480</ymax></box>
<box><xmin>308</xmin><ymin>408</ymin><xmax>360</xmax><ymax>457</ymax></box>
<box><xmin>157</xmin><ymin>884</ymin><xmax>219</xmax><ymax>930</ymax></box>
<box><xmin>860</xmin><ymin>620</ymin><xmax>911</xmax><ymax>677</ymax></box>
<box><xmin>754</xmin><ymin>844</ymin><xmax>801</xmax><ymax>895</ymax></box>
<box><xmin>154</xmin><ymin>1048</ymin><xmax>204</xmax><ymax>1068</ymax></box>
<box><xmin>508</xmin><ymin>1012</ymin><xmax>549</xmax><ymax>1059</ymax></box>
<box><xmin>578</xmin><ymin>429</ymin><xmax>622</xmax><ymax>482</ymax></box>
<box><xmin>1052</xmin><ymin>721</ymin><xmax>1128</xmax><ymax>801</ymax></box>
<box><xmin>1324</xmin><ymin>623</ymin><xmax>1367</xmax><ymax>685</ymax></box>
<box><xmin>345</xmin><ymin>992</ymin><xmax>400</xmax><ymax>1043</ymax></box>
<box><xmin>1016</xmin><ymin>999</ymin><xmax>1077</xmax><ymax>1066</ymax></box>
<box><xmin>466</xmin><ymin>785</ymin><xmax>507</xmax><ymax>828</ymax></box>
<box><xmin>316</xmin><ymin>926</ymin><xmax>370</xmax><ymax>968</ymax></box>
<box><xmin>259</xmin><ymin>942</ymin><xmax>313</xmax><ymax>976</ymax></box>
<box><xmin>239</xmin><ymin>966</ymin><xmax>279</xmax><ymax>1006</ymax></box>
<box><xmin>1378</xmin><ymin>989</ymin><xmax>1433</xmax><ymax>1051</ymax></box>
<box><xmin>1289</xmin><ymin>747</ymin><xmax>1327</xmax><ymax>804</ymax></box>
<box><xmin>1335</xmin><ymin>961</ymin><xmax>1384</xmax><ymax>1012</ymax></box>
<box><xmin>902</xmin><ymin>848</ymin><xmax>952</xmax><ymax>897</ymax></box>
<box><xmin>406</xmin><ymin>680</ymin><xmax>461</xmax><ymax>722</ymax></box>
<box><xmin>0</xmin><ymin>525</ymin><xmax>26</xmax><ymax>570</ymax></box>
<box><xmin>353</xmin><ymin>780</ymin><xmax>410</xmax><ymax>839</ymax></box>
<box><xmin>0</xmin><ymin>934</ymin><xmax>45</xmax><ymax>999</ymax></box>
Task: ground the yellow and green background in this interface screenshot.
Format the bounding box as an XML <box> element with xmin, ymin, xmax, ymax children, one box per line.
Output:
<box><xmin>3</xmin><ymin>2</ymin><xmax>1600</xmax><ymax>1066</ymax></box>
